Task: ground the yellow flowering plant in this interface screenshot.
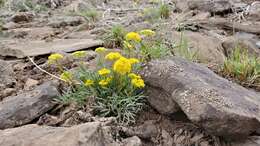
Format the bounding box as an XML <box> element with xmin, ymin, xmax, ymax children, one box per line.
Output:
<box><xmin>70</xmin><ymin>51</ymin><xmax>146</xmax><ymax>124</ymax></box>
<box><xmin>123</xmin><ymin>30</ymin><xmax>171</xmax><ymax>61</ymax></box>
<box><xmin>71</xmin><ymin>51</ymin><xmax>87</xmax><ymax>58</ymax></box>
<box><xmin>48</xmin><ymin>53</ymin><xmax>64</xmax><ymax>64</ymax></box>
<box><xmin>95</xmin><ymin>47</ymin><xmax>107</xmax><ymax>53</ymax></box>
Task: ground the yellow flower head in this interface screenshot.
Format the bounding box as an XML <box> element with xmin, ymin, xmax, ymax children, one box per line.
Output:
<box><xmin>129</xmin><ymin>58</ymin><xmax>140</xmax><ymax>64</ymax></box>
<box><xmin>85</xmin><ymin>79</ymin><xmax>94</xmax><ymax>86</ymax></box>
<box><xmin>125</xmin><ymin>32</ymin><xmax>141</xmax><ymax>42</ymax></box>
<box><xmin>140</xmin><ymin>29</ymin><xmax>155</xmax><ymax>37</ymax></box>
<box><xmin>48</xmin><ymin>53</ymin><xmax>64</xmax><ymax>64</ymax></box>
<box><xmin>95</xmin><ymin>47</ymin><xmax>107</xmax><ymax>53</ymax></box>
<box><xmin>131</xmin><ymin>78</ymin><xmax>145</xmax><ymax>88</ymax></box>
<box><xmin>98</xmin><ymin>68</ymin><xmax>111</xmax><ymax>76</ymax></box>
<box><xmin>123</xmin><ymin>41</ymin><xmax>133</xmax><ymax>49</ymax></box>
<box><xmin>113</xmin><ymin>57</ymin><xmax>132</xmax><ymax>75</ymax></box>
<box><xmin>128</xmin><ymin>73</ymin><xmax>141</xmax><ymax>79</ymax></box>
<box><xmin>99</xmin><ymin>77</ymin><xmax>112</xmax><ymax>87</ymax></box>
<box><xmin>60</xmin><ymin>71</ymin><xmax>73</xmax><ymax>82</ymax></box>
<box><xmin>105</xmin><ymin>52</ymin><xmax>122</xmax><ymax>61</ymax></box>
<box><xmin>71</xmin><ymin>51</ymin><xmax>87</xmax><ymax>58</ymax></box>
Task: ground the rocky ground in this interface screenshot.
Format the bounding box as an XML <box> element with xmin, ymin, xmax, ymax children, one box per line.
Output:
<box><xmin>0</xmin><ymin>0</ymin><xmax>260</xmax><ymax>146</ymax></box>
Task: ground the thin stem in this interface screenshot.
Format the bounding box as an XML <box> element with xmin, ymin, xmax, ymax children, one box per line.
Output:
<box><xmin>27</xmin><ymin>56</ymin><xmax>64</xmax><ymax>82</ymax></box>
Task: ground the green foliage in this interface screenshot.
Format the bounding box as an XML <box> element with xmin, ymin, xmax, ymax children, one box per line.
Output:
<box><xmin>103</xmin><ymin>25</ymin><xmax>127</xmax><ymax>48</ymax></box>
<box><xmin>76</xmin><ymin>68</ymin><xmax>145</xmax><ymax>125</ymax></box>
<box><xmin>142</xmin><ymin>3</ymin><xmax>170</xmax><ymax>22</ymax></box>
<box><xmin>0</xmin><ymin>18</ymin><xmax>3</xmax><ymax>31</ymax></box>
<box><xmin>158</xmin><ymin>3</ymin><xmax>170</xmax><ymax>19</ymax></box>
<box><xmin>222</xmin><ymin>47</ymin><xmax>260</xmax><ymax>86</ymax></box>
<box><xmin>94</xmin><ymin>93</ymin><xmax>145</xmax><ymax>125</ymax></box>
<box><xmin>78</xmin><ymin>9</ymin><xmax>99</xmax><ymax>22</ymax></box>
<box><xmin>9</xmin><ymin>0</ymin><xmax>47</xmax><ymax>12</ymax></box>
<box><xmin>123</xmin><ymin>30</ymin><xmax>172</xmax><ymax>61</ymax></box>
<box><xmin>174</xmin><ymin>32</ymin><xmax>198</xmax><ymax>61</ymax></box>
<box><xmin>57</xmin><ymin>85</ymin><xmax>91</xmax><ymax>105</ymax></box>
<box><xmin>139</xmin><ymin>39</ymin><xmax>172</xmax><ymax>60</ymax></box>
<box><xmin>0</xmin><ymin>0</ymin><xmax>6</xmax><ymax>7</ymax></box>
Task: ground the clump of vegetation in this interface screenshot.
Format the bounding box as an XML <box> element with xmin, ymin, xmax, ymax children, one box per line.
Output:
<box><xmin>48</xmin><ymin>48</ymin><xmax>146</xmax><ymax>125</ymax></box>
<box><xmin>123</xmin><ymin>29</ymin><xmax>172</xmax><ymax>61</ymax></box>
<box><xmin>173</xmin><ymin>32</ymin><xmax>198</xmax><ymax>62</ymax></box>
<box><xmin>142</xmin><ymin>3</ymin><xmax>170</xmax><ymax>22</ymax></box>
<box><xmin>0</xmin><ymin>18</ymin><xmax>3</xmax><ymax>32</ymax></box>
<box><xmin>78</xmin><ymin>9</ymin><xmax>99</xmax><ymax>22</ymax></box>
<box><xmin>0</xmin><ymin>0</ymin><xmax>6</xmax><ymax>7</ymax></box>
<box><xmin>103</xmin><ymin>25</ymin><xmax>127</xmax><ymax>48</ymax></box>
<box><xmin>7</xmin><ymin>0</ymin><xmax>47</xmax><ymax>12</ymax></box>
<box><xmin>222</xmin><ymin>47</ymin><xmax>260</xmax><ymax>87</ymax></box>
<box><xmin>158</xmin><ymin>3</ymin><xmax>170</xmax><ymax>19</ymax></box>
<box><xmin>46</xmin><ymin>29</ymin><xmax>174</xmax><ymax>124</ymax></box>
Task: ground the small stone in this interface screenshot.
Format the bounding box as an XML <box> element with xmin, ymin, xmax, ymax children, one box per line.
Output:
<box><xmin>24</xmin><ymin>78</ymin><xmax>39</xmax><ymax>90</ymax></box>
<box><xmin>122</xmin><ymin>136</ymin><xmax>142</xmax><ymax>146</ymax></box>
<box><xmin>11</xmin><ymin>12</ymin><xmax>34</xmax><ymax>23</ymax></box>
<box><xmin>0</xmin><ymin>88</ymin><xmax>16</xmax><ymax>100</ymax></box>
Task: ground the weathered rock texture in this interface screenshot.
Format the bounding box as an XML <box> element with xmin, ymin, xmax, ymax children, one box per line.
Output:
<box><xmin>0</xmin><ymin>39</ymin><xmax>103</xmax><ymax>58</ymax></box>
<box><xmin>0</xmin><ymin>60</ymin><xmax>16</xmax><ymax>90</ymax></box>
<box><xmin>142</xmin><ymin>57</ymin><xmax>260</xmax><ymax>139</ymax></box>
<box><xmin>188</xmin><ymin>0</ymin><xmax>232</xmax><ymax>13</ymax></box>
<box><xmin>0</xmin><ymin>82</ymin><xmax>59</xmax><ymax>129</ymax></box>
<box><xmin>0</xmin><ymin>122</ymin><xmax>104</xmax><ymax>146</ymax></box>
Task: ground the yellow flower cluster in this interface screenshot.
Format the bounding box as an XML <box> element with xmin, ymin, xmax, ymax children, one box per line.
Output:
<box><xmin>60</xmin><ymin>71</ymin><xmax>73</xmax><ymax>82</ymax></box>
<box><xmin>129</xmin><ymin>58</ymin><xmax>140</xmax><ymax>64</ymax></box>
<box><xmin>105</xmin><ymin>52</ymin><xmax>122</xmax><ymax>61</ymax></box>
<box><xmin>71</xmin><ymin>51</ymin><xmax>87</xmax><ymax>58</ymax></box>
<box><xmin>131</xmin><ymin>78</ymin><xmax>145</xmax><ymax>88</ymax></box>
<box><xmin>128</xmin><ymin>73</ymin><xmax>145</xmax><ymax>88</ymax></box>
<box><xmin>48</xmin><ymin>53</ymin><xmax>64</xmax><ymax>64</ymax></box>
<box><xmin>125</xmin><ymin>32</ymin><xmax>141</xmax><ymax>42</ymax></box>
<box><xmin>99</xmin><ymin>77</ymin><xmax>112</xmax><ymax>87</ymax></box>
<box><xmin>140</xmin><ymin>29</ymin><xmax>155</xmax><ymax>37</ymax></box>
<box><xmin>85</xmin><ymin>79</ymin><xmax>94</xmax><ymax>86</ymax></box>
<box><xmin>113</xmin><ymin>57</ymin><xmax>132</xmax><ymax>75</ymax></box>
<box><xmin>128</xmin><ymin>73</ymin><xmax>141</xmax><ymax>79</ymax></box>
<box><xmin>105</xmin><ymin>52</ymin><xmax>140</xmax><ymax>75</ymax></box>
<box><xmin>95</xmin><ymin>47</ymin><xmax>107</xmax><ymax>53</ymax></box>
<box><xmin>98</xmin><ymin>68</ymin><xmax>111</xmax><ymax>76</ymax></box>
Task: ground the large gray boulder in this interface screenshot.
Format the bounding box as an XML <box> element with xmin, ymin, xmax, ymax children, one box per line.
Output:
<box><xmin>0</xmin><ymin>82</ymin><xmax>59</xmax><ymax>129</ymax></box>
<box><xmin>0</xmin><ymin>121</ymin><xmax>143</xmax><ymax>146</ymax></box>
<box><xmin>142</xmin><ymin>57</ymin><xmax>260</xmax><ymax>139</ymax></box>
<box><xmin>0</xmin><ymin>122</ymin><xmax>105</xmax><ymax>146</ymax></box>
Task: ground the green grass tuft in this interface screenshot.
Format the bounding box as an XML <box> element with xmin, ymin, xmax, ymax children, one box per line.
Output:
<box><xmin>173</xmin><ymin>32</ymin><xmax>198</xmax><ymax>61</ymax></box>
<box><xmin>103</xmin><ymin>25</ymin><xmax>127</xmax><ymax>48</ymax></box>
<box><xmin>222</xmin><ymin>47</ymin><xmax>260</xmax><ymax>87</ymax></box>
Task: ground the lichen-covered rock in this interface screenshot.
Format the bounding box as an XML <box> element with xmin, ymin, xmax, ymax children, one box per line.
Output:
<box><xmin>142</xmin><ymin>57</ymin><xmax>260</xmax><ymax>139</ymax></box>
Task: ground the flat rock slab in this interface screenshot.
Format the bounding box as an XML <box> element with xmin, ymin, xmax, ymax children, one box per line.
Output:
<box><xmin>142</xmin><ymin>57</ymin><xmax>260</xmax><ymax>139</ymax></box>
<box><xmin>0</xmin><ymin>39</ymin><xmax>103</xmax><ymax>58</ymax></box>
<box><xmin>0</xmin><ymin>82</ymin><xmax>59</xmax><ymax>129</ymax></box>
<box><xmin>0</xmin><ymin>122</ymin><xmax>104</xmax><ymax>146</ymax></box>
